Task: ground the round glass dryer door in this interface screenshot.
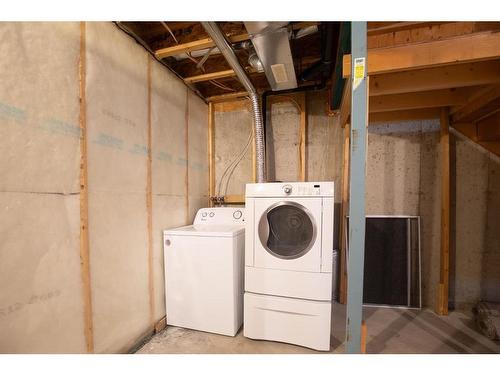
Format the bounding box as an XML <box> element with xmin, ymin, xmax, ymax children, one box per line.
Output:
<box><xmin>258</xmin><ymin>201</ymin><xmax>317</xmax><ymax>259</ymax></box>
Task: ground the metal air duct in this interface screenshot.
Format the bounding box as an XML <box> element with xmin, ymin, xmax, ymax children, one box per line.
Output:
<box><xmin>201</xmin><ymin>22</ymin><xmax>266</xmax><ymax>183</ymax></box>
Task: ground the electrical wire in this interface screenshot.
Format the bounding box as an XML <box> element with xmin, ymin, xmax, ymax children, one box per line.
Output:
<box><xmin>217</xmin><ymin>130</ymin><xmax>253</xmax><ymax>198</ymax></box>
<box><xmin>223</xmin><ymin>132</ymin><xmax>253</xmax><ymax>196</ymax></box>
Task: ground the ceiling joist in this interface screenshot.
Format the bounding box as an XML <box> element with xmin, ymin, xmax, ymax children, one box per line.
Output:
<box><xmin>451</xmin><ymin>85</ymin><xmax>500</xmax><ymax>123</ymax></box>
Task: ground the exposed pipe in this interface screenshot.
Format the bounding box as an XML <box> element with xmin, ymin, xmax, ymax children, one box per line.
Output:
<box><xmin>201</xmin><ymin>22</ymin><xmax>266</xmax><ymax>183</ymax></box>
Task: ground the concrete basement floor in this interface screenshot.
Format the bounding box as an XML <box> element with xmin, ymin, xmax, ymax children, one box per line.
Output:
<box><xmin>136</xmin><ymin>303</ymin><xmax>500</xmax><ymax>354</ymax></box>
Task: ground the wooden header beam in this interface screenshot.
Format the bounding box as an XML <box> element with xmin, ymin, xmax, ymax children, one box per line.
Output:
<box><xmin>343</xmin><ymin>32</ymin><xmax>500</xmax><ymax>78</ymax></box>
<box><xmin>206</xmin><ymin>91</ymin><xmax>248</xmax><ymax>102</ymax></box>
<box><xmin>184</xmin><ymin>69</ymin><xmax>236</xmax><ymax>84</ymax></box>
<box><xmin>155</xmin><ymin>33</ymin><xmax>249</xmax><ymax>59</ymax></box>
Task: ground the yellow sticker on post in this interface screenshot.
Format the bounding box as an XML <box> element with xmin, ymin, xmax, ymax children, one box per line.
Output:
<box><xmin>352</xmin><ymin>57</ymin><xmax>366</xmax><ymax>91</ymax></box>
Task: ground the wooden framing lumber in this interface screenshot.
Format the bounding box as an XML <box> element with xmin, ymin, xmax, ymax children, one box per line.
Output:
<box><xmin>339</xmin><ymin>122</ymin><xmax>350</xmax><ymax>305</ymax></box>
<box><xmin>155</xmin><ymin>33</ymin><xmax>249</xmax><ymax>59</ymax></box>
<box><xmin>224</xmin><ymin>194</ymin><xmax>245</xmax><ymax>204</ymax></box>
<box><xmin>451</xmin><ymin>85</ymin><xmax>500</xmax><ymax>123</ymax></box>
<box><xmin>146</xmin><ymin>56</ymin><xmax>155</xmax><ymax>327</ymax></box>
<box><xmin>370</xmin><ymin>87</ymin><xmax>473</xmax><ymax>113</ymax></box>
<box><xmin>208</xmin><ymin>102</ymin><xmax>216</xmax><ymax>206</ymax></box>
<box><xmin>437</xmin><ymin>108</ymin><xmax>450</xmax><ymax>316</ymax></box>
<box><xmin>339</xmin><ymin>78</ymin><xmax>352</xmax><ymax>127</ymax></box>
<box><xmin>184</xmin><ymin>69</ymin><xmax>235</xmax><ymax>84</ymax></box>
<box><xmin>343</xmin><ymin>32</ymin><xmax>500</xmax><ymax>78</ymax></box>
<box><xmin>207</xmin><ymin>91</ymin><xmax>248</xmax><ymax>102</ymax></box>
<box><xmin>369</xmin><ymin>108</ymin><xmax>441</xmax><ymax>123</ymax></box>
<box><xmin>154</xmin><ymin>316</ymin><xmax>167</xmax><ymax>333</ymax></box>
<box><xmin>369</xmin><ymin>60</ymin><xmax>500</xmax><ymax>97</ymax></box>
<box><xmin>477</xmin><ymin>111</ymin><xmax>500</xmax><ymax>141</ymax></box>
<box><xmin>78</xmin><ymin>21</ymin><xmax>94</xmax><ymax>354</ymax></box>
<box><xmin>367</xmin><ymin>21</ymin><xmax>443</xmax><ymax>36</ymax></box>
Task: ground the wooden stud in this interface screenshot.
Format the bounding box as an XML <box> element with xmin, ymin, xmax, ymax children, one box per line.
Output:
<box><xmin>184</xmin><ymin>69</ymin><xmax>236</xmax><ymax>84</ymax></box>
<box><xmin>146</xmin><ymin>55</ymin><xmax>155</xmax><ymax>328</ymax></box>
<box><xmin>369</xmin><ymin>60</ymin><xmax>500</xmax><ymax>97</ymax></box>
<box><xmin>207</xmin><ymin>91</ymin><xmax>248</xmax><ymax>103</ymax></box>
<box><xmin>208</xmin><ymin>102</ymin><xmax>216</xmax><ymax>206</ymax></box>
<box><xmin>339</xmin><ymin>122</ymin><xmax>350</xmax><ymax>305</ymax></box>
<box><xmin>78</xmin><ymin>21</ymin><xmax>94</xmax><ymax>354</ymax></box>
<box><xmin>299</xmin><ymin>92</ymin><xmax>307</xmax><ymax>182</ymax></box>
<box><xmin>437</xmin><ymin>107</ymin><xmax>450</xmax><ymax>316</ymax></box>
<box><xmin>343</xmin><ymin>32</ymin><xmax>500</xmax><ymax>78</ymax></box>
<box><xmin>339</xmin><ymin>78</ymin><xmax>352</xmax><ymax>127</ymax></box>
<box><xmin>185</xmin><ymin>88</ymin><xmax>190</xmax><ymax>223</ymax></box>
<box><xmin>361</xmin><ymin>320</ymin><xmax>367</xmax><ymax>354</ymax></box>
<box><xmin>155</xmin><ymin>33</ymin><xmax>249</xmax><ymax>59</ymax></box>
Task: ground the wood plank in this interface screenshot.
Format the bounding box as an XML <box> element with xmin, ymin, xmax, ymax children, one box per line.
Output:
<box><xmin>451</xmin><ymin>85</ymin><xmax>500</xmax><ymax>123</ymax></box>
<box><xmin>369</xmin><ymin>107</ymin><xmax>441</xmax><ymax>123</ymax></box>
<box><xmin>78</xmin><ymin>21</ymin><xmax>94</xmax><ymax>354</ymax></box>
<box><xmin>343</xmin><ymin>32</ymin><xmax>500</xmax><ymax>78</ymax></box>
<box><xmin>207</xmin><ymin>91</ymin><xmax>248</xmax><ymax>102</ymax></box>
<box><xmin>184</xmin><ymin>69</ymin><xmax>236</xmax><ymax>84</ymax></box>
<box><xmin>154</xmin><ymin>316</ymin><xmax>167</xmax><ymax>333</ymax></box>
<box><xmin>208</xmin><ymin>102</ymin><xmax>215</xmax><ymax>207</ymax></box>
<box><xmin>185</xmin><ymin>88</ymin><xmax>190</xmax><ymax>222</ymax></box>
<box><xmin>370</xmin><ymin>87</ymin><xmax>473</xmax><ymax>113</ymax></box>
<box><xmin>299</xmin><ymin>93</ymin><xmax>307</xmax><ymax>182</ymax></box>
<box><xmin>339</xmin><ymin>78</ymin><xmax>352</xmax><ymax>127</ymax></box>
<box><xmin>361</xmin><ymin>320</ymin><xmax>367</xmax><ymax>354</ymax></box>
<box><xmin>155</xmin><ymin>33</ymin><xmax>249</xmax><ymax>59</ymax></box>
<box><xmin>437</xmin><ymin>107</ymin><xmax>450</xmax><ymax>316</ymax></box>
<box><xmin>367</xmin><ymin>21</ymin><xmax>443</xmax><ymax>36</ymax></box>
<box><xmin>477</xmin><ymin>111</ymin><xmax>500</xmax><ymax>141</ymax></box>
<box><xmin>369</xmin><ymin>60</ymin><xmax>500</xmax><ymax>97</ymax></box>
<box><xmin>214</xmin><ymin>99</ymin><xmax>249</xmax><ymax>113</ymax></box>
<box><xmin>339</xmin><ymin>122</ymin><xmax>350</xmax><ymax>305</ymax></box>
<box><xmin>146</xmin><ymin>56</ymin><xmax>155</xmax><ymax>328</ymax></box>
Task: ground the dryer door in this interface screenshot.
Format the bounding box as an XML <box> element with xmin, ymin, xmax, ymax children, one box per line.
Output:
<box><xmin>255</xmin><ymin>198</ymin><xmax>322</xmax><ymax>272</ymax></box>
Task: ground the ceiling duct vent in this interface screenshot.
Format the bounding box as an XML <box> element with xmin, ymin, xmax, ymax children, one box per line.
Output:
<box><xmin>244</xmin><ymin>22</ymin><xmax>298</xmax><ymax>91</ymax></box>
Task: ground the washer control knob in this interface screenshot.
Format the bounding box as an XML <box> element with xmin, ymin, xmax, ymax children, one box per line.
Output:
<box><xmin>209</xmin><ymin>212</ymin><xmax>215</xmax><ymax>217</ymax></box>
<box><xmin>202</xmin><ymin>212</ymin><xmax>207</xmax><ymax>217</ymax></box>
<box><xmin>233</xmin><ymin>210</ymin><xmax>242</xmax><ymax>220</ymax></box>
<box><xmin>283</xmin><ymin>184</ymin><xmax>292</xmax><ymax>195</ymax></box>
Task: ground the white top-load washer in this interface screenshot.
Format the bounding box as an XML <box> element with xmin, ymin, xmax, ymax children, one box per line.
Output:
<box><xmin>163</xmin><ymin>207</ymin><xmax>245</xmax><ymax>336</ymax></box>
<box><xmin>244</xmin><ymin>182</ymin><xmax>334</xmax><ymax>351</ymax></box>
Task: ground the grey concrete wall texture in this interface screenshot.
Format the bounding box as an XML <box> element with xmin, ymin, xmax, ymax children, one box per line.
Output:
<box><xmin>0</xmin><ymin>22</ymin><xmax>208</xmax><ymax>353</ymax></box>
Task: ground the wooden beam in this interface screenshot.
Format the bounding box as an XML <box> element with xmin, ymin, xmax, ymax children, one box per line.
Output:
<box><xmin>214</xmin><ymin>99</ymin><xmax>249</xmax><ymax>113</ymax></box>
<box><xmin>370</xmin><ymin>87</ymin><xmax>473</xmax><ymax>113</ymax></box>
<box><xmin>146</xmin><ymin>56</ymin><xmax>155</xmax><ymax>328</ymax></box>
<box><xmin>154</xmin><ymin>316</ymin><xmax>167</xmax><ymax>333</ymax></box>
<box><xmin>339</xmin><ymin>122</ymin><xmax>350</xmax><ymax>305</ymax></box>
<box><xmin>367</xmin><ymin>21</ymin><xmax>443</xmax><ymax>36</ymax></box>
<box><xmin>437</xmin><ymin>108</ymin><xmax>450</xmax><ymax>316</ymax></box>
<box><xmin>184</xmin><ymin>69</ymin><xmax>236</xmax><ymax>84</ymax></box>
<box><xmin>78</xmin><ymin>21</ymin><xmax>94</xmax><ymax>354</ymax></box>
<box><xmin>339</xmin><ymin>78</ymin><xmax>352</xmax><ymax>127</ymax></box>
<box><xmin>477</xmin><ymin>111</ymin><xmax>500</xmax><ymax>141</ymax></box>
<box><xmin>451</xmin><ymin>85</ymin><xmax>500</xmax><ymax>123</ymax></box>
<box><xmin>369</xmin><ymin>60</ymin><xmax>500</xmax><ymax>97</ymax></box>
<box><xmin>343</xmin><ymin>32</ymin><xmax>500</xmax><ymax>78</ymax></box>
<box><xmin>207</xmin><ymin>91</ymin><xmax>248</xmax><ymax>102</ymax></box>
<box><xmin>369</xmin><ymin>107</ymin><xmax>441</xmax><ymax>123</ymax></box>
<box><xmin>208</xmin><ymin>102</ymin><xmax>215</xmax><ymax>207</ymax></box>
<box><xmin>155</xmin><ymin>33</ymin><xmax>249</xmax><ymax>59</ymax></box>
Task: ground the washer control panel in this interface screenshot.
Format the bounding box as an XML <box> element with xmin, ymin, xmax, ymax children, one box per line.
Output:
<box><xmin>194</xmin><ymin>207</ymin><xmax>245</xmax><ymax>225</ymax></box>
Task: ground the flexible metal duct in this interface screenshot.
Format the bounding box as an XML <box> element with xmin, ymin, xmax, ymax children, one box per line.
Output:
<box><xmin>201</xmin><ymin>22</ymin><xmax>266</xmax><ymax>183</ymax></box>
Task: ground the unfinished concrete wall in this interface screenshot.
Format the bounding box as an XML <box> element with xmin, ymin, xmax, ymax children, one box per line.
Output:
<box><xmin>0</xmin><ymin>22</ymin><xmax>208</xmax><ymax>353</ymax></box>
<box><xmin>0</xmin><ymin>22</ymin><xmax>85</xmax><ymax>353</ymax></box>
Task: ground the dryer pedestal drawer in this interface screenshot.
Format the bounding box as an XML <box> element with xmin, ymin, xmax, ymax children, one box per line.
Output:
<box><xmin>244</xmin><ymin>292</ymin><xmax>332</xmax><ymax>351</ymax></box>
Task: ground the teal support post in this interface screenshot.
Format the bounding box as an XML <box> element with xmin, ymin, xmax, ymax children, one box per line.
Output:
<box><xmin>345</xmin><ymin>21</ymin><xmax>368</xmax><ymax>354</ymax></box>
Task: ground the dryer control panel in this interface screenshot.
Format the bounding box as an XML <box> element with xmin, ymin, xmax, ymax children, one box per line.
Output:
<box><xmin>194</xmin><ymin>207</ymin><xmax>245</xmax><ymax>225</ymax></box>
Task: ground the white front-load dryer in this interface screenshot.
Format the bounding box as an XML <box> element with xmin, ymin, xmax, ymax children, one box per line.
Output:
<box><xmin>244</xmin><ymin>182</ymin><xmax>334</xmax><ymax>351</ymax></box>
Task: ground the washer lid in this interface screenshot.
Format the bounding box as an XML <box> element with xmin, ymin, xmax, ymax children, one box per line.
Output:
<box><xmin>164</xmin><ymin>224</ymin><xmax>244</xmax><ymax>238</ymax></box>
